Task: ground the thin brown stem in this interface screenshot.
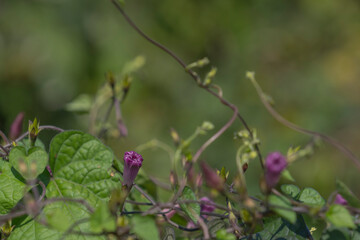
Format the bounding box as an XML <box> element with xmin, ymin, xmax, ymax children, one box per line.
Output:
<box><xmin>110</xmin><ymin>0</ymin><xmax>263</xmax><ymax>170</ymax></box>
<box><xmin>250</xmin><ymin>77</ymin><xmax>360</xmax><ymax>170</ymax></box>
<box><xmin>3</xmin><ymin>125</ymin><xmax>64</xmax><ymax>149</ymax></box>
<box><xmin>192</xmin><ymin>105</ymin><xmax>238</xmax><ymax>164</ymax></box>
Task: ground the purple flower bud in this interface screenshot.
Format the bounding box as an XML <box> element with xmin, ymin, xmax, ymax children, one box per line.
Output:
<box><xmin>334</xmin><ymin>194</ymin><xmax>348</xmax><ymax>206</ymax></box>
<box><xmin>200</xmin><ymin>161</ymin><xmax>224</xmax><ymax>191</ymax></box>
<box><xmin>46</xmin><ymin>165</ymin><xmax>53</xmax><ymax>177</ymax></box>
<box><xmin>200</xmin><ymin>197</ymin><xmax>215</xmax><ymax>214</ymax></box>
<box><xmin>123</xmin><ymin>151</ymin><xmax>143</xmax><ymax>187</ymax></box>
<box><xmin>265</xmin><ymin>152</ymin><xmax>287</xmax><ymax>188</ymax></box>
<box><xmin>9</xmin><ymin>112</ymin><xmax>25</xmax><ymax>140</ymax></box>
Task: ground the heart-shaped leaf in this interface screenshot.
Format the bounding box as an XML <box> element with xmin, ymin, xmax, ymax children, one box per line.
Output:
<box><xmin>281</xmin><ymin>184</ymin><xmax>301</xmax><ymax>199</ymax></box>
<box><xmin>9</xmin><ymin>146</ymin><xmax>48</xmax><ymax>180</ymax></box>
<box><xmin>326</xmin><ymin>204</ymin><xmax>356</xmax><ymax>229</ymax></box>
<box><xmin>298</xmin><ymin>187</ymin><xmax>325</xmax><ymax>207</ymax></box>
<box><xmin>179</xmin><ymin>186</ymin><xmax>200</xmax><ymax>224</ymax></box>
<box><xmin>9</xmin><ymin>131</ymin><xmax>120</xmax><ymax>240</ymax></box>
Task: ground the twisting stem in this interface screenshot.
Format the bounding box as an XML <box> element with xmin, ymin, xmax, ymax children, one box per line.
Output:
<box><xmin>192</xmin><ymin>106</ymin><xmax>238</xmax><ymax>164</ymax></box>
<box><xmin>39</xmin><ymin>125</ymin><xmax>64</xmax><ymax>132</ymax></box>
<box><xmin>110</xmin><ymin>0</ymin><xmax>263</xmax><ymax>169</ymax></box>
<box><xmin>250</xmin><ymin>76</ymin><xmax>360</xmax><ymax>170</ymax></box>
<box><xmin>38</xmin><ymin>181</ymin><xmax>46</xmax><ymax>202</ymax></box>
<box><xmin>2</xmin><ymin>125</ymin><xmax>64</xmax><ymax>149</ymax></box>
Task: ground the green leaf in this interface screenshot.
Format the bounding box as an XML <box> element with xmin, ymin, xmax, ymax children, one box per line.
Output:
<box><xmin>8</xmin><ymin>216</ymin><xmax>61</xmax><ymax>240</ymax></box>
<box><xmin>17</xmin><ymin>138</ymin><xmax>46</xmax><ymax>151</ymax></box>
<box><xmin>281</xmin><ymin>169</ymin><xmax>295</xmax><ymax>182</ymax></box>
<box><xmin>281</xmin><ymin>184</ymin><xmax>301</xmax><ymax>199</ymax></box>
<box><xmin>10</xmin><ymin>131</ymin><xmax>120</xmax><ymax>239</ymax></box>
<box><xmin>131</xmin><ymin>215</ymin><xmax>160</xmax><ymax>240</ymax></box>
<box><xmin>326</xmin><ymin>204</ymin><xmax>355</xmax><ymax>229</ymax></box>
<box><xmin>46</xmin><ymin>208</ymin><xmax>72</xmax><ymax>232</ymax></box>
<box><xmin>268</xmin><ymin>194</ymin><xmax>296</xmax><ymax>224</ymax></box>
<box><xmin>90</xmin><ymin>202</ymin><xmax>116</xmax><ymax>233</ymax></box>
<box><xmin>248</xmin><ymin>216</ymin><xmax>311</xmax><ymax>239</ymax></box>
<box><xmin>48</xmin><ymin>131</ymin><xmax>113</xmax><ymax>172</ymax></box>
<box><xmin>336</xmin><ymin>180</ymin><xmax>360</xmax><ymax>208</ymax></box>
<box><xmin>9</xmin><ymin>146</ymin><xmax>48</xmax><ymax>180</ymax></box>
<box><xmin>298</xmin><ymin>187</ymin><xmax>325</xmax><ymax>207</ymax></box>
<box><xmin>9</xmin><ymin>215</ymin><xmax>105</xmax><ymax>240</ymax></box>
<box><xmin>65</xmin><ymin>94</ymin><xmax>93</xmax><ymax>113</ymax></box>
<box><xmin>321</xmin><ymin>226</ymin><xmax>351</xmax><ymax>240</ymax></box>
<box><xmin>216</xmin><ymin>229</ymin><xmax>236</xmax><ymax>240</ymax></box>
<box><xmin>46</xmin><ymin>131</ymin><xmax>121</xmax><ymax>225</ymax></box>
<box><xmin>350</xmin><ymin>226</ymin><xmax>360</xmax><ymax>240</ymax></box>
<box><xmin>0</xmin><ymin>161</ymin><xmax>26</xmax><ymax>215</ymax></box>
<box><xmin>122</xmin><ymin>55</ymin><xmax>146</xmax><ymax>74</ymax></box>
<box><xmin>178</xmin><ymin>186</ymin><xmax>200</xmax><ymax>224</ymax></box>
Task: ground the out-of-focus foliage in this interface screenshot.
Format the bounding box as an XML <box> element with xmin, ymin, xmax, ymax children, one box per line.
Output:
<box><xmin>1</xmin><ymin>0</ymin><xmax>360</xmax><ymax>202</ymax></box>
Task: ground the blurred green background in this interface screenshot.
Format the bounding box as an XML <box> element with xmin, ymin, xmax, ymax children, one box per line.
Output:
<box><xmin>1</xmin><ymin>0</ymin><xmax>360</xmax><ymax>199</ymax></box>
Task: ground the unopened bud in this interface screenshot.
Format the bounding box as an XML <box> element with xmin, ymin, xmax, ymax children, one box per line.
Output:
<box><xmin>200</xmin><ymin>197</ymin><xmax>216</xmax><ymax>215</ymax></box>
<box><xmin>169</xmin><ymin>171</ymin><xmax>178</xmax><ymax>188</ymax></box>
<box><xmin>46</xmin><ymin>165</ymin><xmax>53</xmax><ymax>177</ymax></box>
<box><xmin>195</xmin><ymin>174</ymin><xmax>203</xmax><ymax>188</ymax></box>
<box><xmin>200</xmin><ymin>121</ymin><xmax>214</xmax><ymax>131</ymax></box>
<box><xmin>200</xmin><ymin>161</ymin><xmax>224</xmax><ymax>191</ymax></box>
<box><xmin>203</xmin><ymin>67</ymin><xmax>217</xmax><ymax>86</ymax></box>
<box><xmin>242</xmin><ymin>163</ymin><xmax>248</xmax><ymax>173</ymax></box>
<box><xmin>28</xmin><ymin>118</ymin><xmax>40</xmax><ymax>146</ymax></box>
<box><xmin>122</xmin><ymin>74</ymin><xmax>132</xmax><ymax>94</ymax></box>
<box><xmin>1</xmin><ymin>220</ymin><xmax>14</xmax><ymax>237</ymax></box>
<box><xmin>170</xmin><ymin>128</ymin><xmax>180</xmax><ymax>146</ymax></box>
<box><xmin>265</xmin><ymin>152</ymin><xmax>287</xmax><ymax>189</ymax></box>
<box><xmin>9</xmin><ymin>112</ymin><xmax>25</xmax><ymax>140</ymax></box>
<box><xmin>106</xmin><ymin>72</ymin><xmax>115</xmax><ymax>89</ymax></box>
<box><xmin>123</xmin><ymin>151</ymin><xmax>143</xmax><ymax>188</ymax></box>
<box><xmin>334</xmin><ymin>194</ymin><xmax>348</xmax><ymax>206</ymax></box>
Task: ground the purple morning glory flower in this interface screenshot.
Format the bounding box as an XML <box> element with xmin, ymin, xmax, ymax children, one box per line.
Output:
<box><xmin>200</xmin><ymin>197</ymin><xmax>215</xmax><ymax>214</ymax></box>
<box><xmin>123</xmin><ymin>151</ymin><xmax>143</xmax><ymax>187</ymax></box>
<box><xmin>334</xmin><ymin>194</ymin><xmax>348</xmax><ymax>206</ymax></box>
<box><xmin>265</xmin><ymin>152</ymin><xmax>287</xmax><ymax>188</ymax></box>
